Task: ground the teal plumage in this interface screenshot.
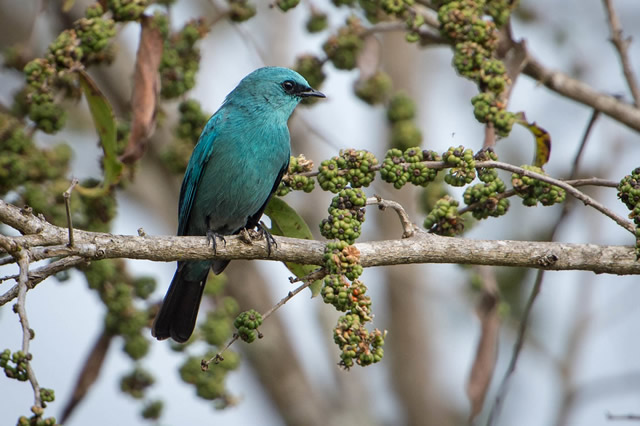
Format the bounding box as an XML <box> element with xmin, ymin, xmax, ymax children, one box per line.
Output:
<box><xmin>152</xmin><ymin>67</ymin><xmax>325</xmax><ymax>342</ymax></box>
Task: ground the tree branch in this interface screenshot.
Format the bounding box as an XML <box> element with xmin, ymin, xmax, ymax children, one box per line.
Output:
<box><xmin>0</xmin><ymin>199</ymin><xmax>638</xmax><ymax>306</ymax></box>
<box><xmin>415</xmin><ymin>6</ymin><xmax>640</xmax><ymax>132</ymax></box>
<box><xmin>522</xmin><ymin>54</ymin><xmax>640</xmax><ymax>132</ymax></box>
<box><xmin>602</xmin><ymin>0</ymin><xmax>640</xmax><ymax>107</ymax></box>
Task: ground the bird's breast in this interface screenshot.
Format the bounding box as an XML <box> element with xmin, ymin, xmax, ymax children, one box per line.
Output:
<box><xmin>187</xmin><ymin>123</ymin><xmax>290</xmax><ymax>235</ymax></box>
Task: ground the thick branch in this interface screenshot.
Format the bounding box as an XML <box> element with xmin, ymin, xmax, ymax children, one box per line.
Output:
<box><xmin>0</xmin><ymin>201</ymin><xmax>638</xmax><ymax>297</ymax></box>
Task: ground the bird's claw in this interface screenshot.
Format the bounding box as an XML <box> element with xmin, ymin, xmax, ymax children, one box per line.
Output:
<box><xmin>206</xmin><ymin>229</ymin><xmax>226</xmax><ymax>255</ymax></box>
<box><xmin>257</xmin><ymin>221</ymin><xmax>277</xmax><ymax>256</ymax></box>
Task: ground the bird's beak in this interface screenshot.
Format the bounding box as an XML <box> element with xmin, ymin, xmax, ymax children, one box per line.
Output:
<box><xmin>299</xmin><ymin>87</ymin><xmax>326</xmax><ymax>98</ymax></box>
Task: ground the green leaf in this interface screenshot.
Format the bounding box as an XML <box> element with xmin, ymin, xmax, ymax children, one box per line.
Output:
<box><xmin>516</xmin><ymin>113</ymin><xmax>551</xmax><ymax>168</ymax></box>
<box><xmin>264</xmin><ymin>197</ymin><xmax>322</xmax><ymax>297</ymax></box>
<box><xmin>77</xmin><ymin>70</ymin><xmax>122</xmax><ymax>194</ymax></box>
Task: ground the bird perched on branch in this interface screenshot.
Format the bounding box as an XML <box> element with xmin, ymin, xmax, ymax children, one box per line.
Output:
<box><xmin>152</xmin><ymin>67</ymin><xmax>325</xmax><ymax>343</ymax></box>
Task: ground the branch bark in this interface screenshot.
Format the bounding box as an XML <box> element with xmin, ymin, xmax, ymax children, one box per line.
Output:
<box><xmin>1</xmin><ymin>198</ymin><xmax>638</xmax><ymax>305</ymax></box>
<box><xmin>522</xmin><ymin>53</ymin><xmax>640</xmax><ymax>132</ymax></box>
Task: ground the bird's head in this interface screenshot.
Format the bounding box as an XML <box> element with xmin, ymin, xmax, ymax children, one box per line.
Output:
<box><xmin>224</xmin><ymin>67</ymin><xmax>325</xmax><ymax>120</ymax></box>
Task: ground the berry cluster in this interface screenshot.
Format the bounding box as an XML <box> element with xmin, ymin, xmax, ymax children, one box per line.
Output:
<box><xmin>475</xmin><ymin>147</ymin><xmax>499</xmax><ymax>181</ymax></box>
<box><xmin>82</xmin><ymin>260</ymin><xmax>153</xmax><ymax>360</ymax></box>
<box><xmin>511</xmin><ymin>165</ymin><xmax>566</xmax><ymax>207</ymax></box>
<box><xmin>323</xmin><ymin>17</ymin><xmax>365</xmax><ymax>70</ymax></box>
<box><xmin>176</xmin><ymin>273</ymin><xmax>240</xmax><ymax>408</ymax></box>
<box><xmin>438</xmin><ymin>0</ymin><xmax>518</xmax><ymax>136</ymax></box>
<box><xmin>318</xmin><ymin>149</ymin><xmax>378</xmax><ymax>192</ymax></box>
<box><xmin>443</xmin><ymin>145</ymin><xmax>476</xmax><ymax>186</ymax></box>
<box><xmin>73</xmin><ymin>10</ymin><xmax>116</xmax><ymax>65</ymax></box>
<box><xmin>405</xmin><ymin>11</ymin><xmax>426</xmax><ymax>43</ymax></box>
<box><xmin>471</xmin><ymin>92</ymin><xmax>517</xmax><ymax>137</ymax></box>
<box><xmin>355</xmin><ymin>71</ymin><xmax>393</xmax><ymax>105</ymax></box>
<box><xmin>108</xmin><ymin>0</ymin><xmax>148</xmax><ymax>21</ymax></box>
<box><xmin>424</xmin><ymin>195</ymin><xmax>464</xmax><ymax>236</ymax></box>
<box><xmin>120</xmin><ymin>367</ymin><xmax>154</xmax><ymax>399</ymax></box>
<box><xmin>17</xmin><ymin>415</ymin><xmax>58</xmax><ymax>426</ymax></box>
<box><xmin>387</xmin><ymin>93</ymin><xmax>422</xmax><ymax>150</ymax></box>
<box><xmin>463</xmin><ymin>148</ymin><xmax>509</xmax><ymax>219</ymax></box>
<box><xmin>228</xmin><ymin>0</ymin><xmax>256</xmax><ymax>22</ymax></box>
<box><xmin>321</xmin><ymin>242</ymin><xmax>384</xmax><ymax>368</ymax></box>
<box><xmin>276</xmin><ymin>0</ymin><xmax>300</xmax><ymax>11</ymax></box>
<box><xmin>380</xmin><ymin>147</ymin><xmax>441</xmax><ymax>188</ymax></box>
<box><xmin>23</xmin><ymin>58</ymin><xmax>66</xmax><ymax>133</ymax></box>
<box><xmin>0</xmin><ymin>116</ymin><xmax>71</xmax><ymax>197</ymax></box>
<box><xmin>333</xmin><ymin>314</ymin><xmax>386</xmax><ymax>368</ymax></box>
<box><xmin>0</xmin><ymin>349</ymin><xmax>29</xmax><ymax>381</ymax></box>
<box><xmin>320</xmin><ymin>188</ymin><xmax>367</xmax><ymax>243</ymax></box>
<box><xmin>306</xmin><ymin>10</ymin><xmax>328</xmax><ymax>33</ymax></box>
<box><xmin>201</xmin><ymin>296</ymin><xmax>239</xmax><ymax>347</ymax></box>
<box><xmin>23</xmin><ymin>4</ymin><xmax>118</xmax><ymax>134</ymax></box>
<box><xmin>277</xmin><ymin>154</ymin><xmax>315</xmax><ymax>196</ymax></box>
<box><xmin>617</xmin><ymin>167</ymin><xmax>640</xmax><ymax>258</ymax></box>
<box><xmin>180</xmin><ymin>350</ymin><xmax>239</xmax><ymax>405</ymax></box>
<box><xmin>294</xmin><ymin>54</ymin><xmax>326</xmax><ymax>91</ymax></box>
<box><xmin>463</xmin><ymin>180</ymin><xmax>509</xmax><ymax>219</ymax></box>
<box><xmin>160</xmin><ymin>19</ymin><xmax>209</xmax><ymax>99</ymax></box>
<box><xmin>233</xmin><ymin>309</ymin><xmax>263</xmax><ymax>343</ymax></box>
<box><xmin>322</xmin><ymin>275</ymin><xmax>370</xmax><ymax>313</ymax></box>
<box><xmin>323</xmin><ymin>241</ymin><xmax>364</xmax><ymax>280</ymax></box>
<box><xmin>141</xmin><ymin>400</ymin><xmax>164</xmax><ymax>420</ymax></box>
<box><xmin>381</xmin><ymin>0</ymin><xmax>414</xmax><ymax>16</ymax></box>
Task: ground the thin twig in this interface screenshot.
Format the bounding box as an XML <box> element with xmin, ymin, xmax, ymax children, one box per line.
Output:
<box><xmin>602</xmin><ymin>0</ymin><xmax>640</xmax><ymax>107</ymax></box>
<box><xmin>202</xmin><ymin>268</ymin><xmax>327</xmax><ymax>369</ymax></box>
<box><xmin>480</xmin><ymin>160</ymin><xmax>635</xmax><ymax>234</ymax></box>
<box><xmin>572</xmin><ymin>110</ymin><xmax>600</xmax><ymax>174</ymax></box>
<box><xmin>15</xmin><ymin>252</ymin><xmax>42</xmax><ymax>409</ymax></box>
<box><xmin>303</xmin><ymin>158</ymin><xmax>630</xmax><ymax>233</ymax></box>
<box><xmin>261</xmin><ymin>269</ymin><xmax>326</xmax><ymax>320</ymax></box>
<box><xmin>63</xmin><ymin>178</ymin><xmax>79</xmax><ymax>248</ymax></box>
<box><xmin>366</xmin><ymin>196</ymin><xmax>417</xmax><ymax>238</ymax></box>
<box><xmin>564</xmin><ymin>177</ymin><xmax>618</xmax><ymax>188</ymax></box>
<box><xmin>0</xmin><ymin>256</ymin><xmax>87</xmax><ymax>305</ymax></box>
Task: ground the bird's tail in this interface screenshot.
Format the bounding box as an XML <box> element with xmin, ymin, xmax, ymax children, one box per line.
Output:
<box><xmin>152</xmin><ymin>261</ymin><xmax>211</xmax><ymax>343</ymax></box>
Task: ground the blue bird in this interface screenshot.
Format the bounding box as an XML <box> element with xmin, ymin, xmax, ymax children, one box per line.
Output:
<box><xmin>152</xmin><ymin>67</ymin><xmax>325</xmax><ymax>342</ymax></box>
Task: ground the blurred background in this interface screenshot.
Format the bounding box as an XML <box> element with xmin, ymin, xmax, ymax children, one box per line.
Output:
<box><xmin>1</xmin><ymin>0</ymin><xmax>639</xmax><ymax>425</ymax></box>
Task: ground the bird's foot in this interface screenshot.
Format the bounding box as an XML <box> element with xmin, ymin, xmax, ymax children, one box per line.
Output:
<box><xmin>206</xmin><ymin>230</ymin><xmax>226</xmax><ymax>255</ymax></box>
<box><xmin>256</xmin><ymin>221</ymin><xmax>277</xmax><ymax>256</ymax></box>
<box><xmin>239</xmin><ymin>228</ymin><xmax>254</xmax><ymax>245</ymax></box>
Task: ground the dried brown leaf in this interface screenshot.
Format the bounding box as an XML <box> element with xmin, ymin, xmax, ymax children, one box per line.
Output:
<box><xmin>120</xmin><ymin>15</ymin><xmax>163</xmax><ymax>164</ymax></box>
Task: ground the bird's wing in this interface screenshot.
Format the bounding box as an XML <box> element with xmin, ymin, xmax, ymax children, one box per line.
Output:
<box><xmin>245</xmin><ymin>158</ymin><xmax>290</xmax><ymax>230</ymax></box>
<box><xmin>177</xmin><ymin>115</ymin><xmax>220</xmax><ymax>236</ymax></box>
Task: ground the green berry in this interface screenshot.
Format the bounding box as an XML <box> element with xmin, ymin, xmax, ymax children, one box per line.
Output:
<box><xmin>424</xmin><ymin>195</ymin><xmax>464</xmax><ymax>236</ymax></box>
<box><xmin>511</xmin><ymin>165</ymin><xmax>566</xmax><ymax>207</ymax></box>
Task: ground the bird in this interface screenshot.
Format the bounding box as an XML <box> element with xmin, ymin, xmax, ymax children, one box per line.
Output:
<box><xmin>152</xmin><ymin>67</ymin><xmax>325</xmax><ymax>343</ymax></box>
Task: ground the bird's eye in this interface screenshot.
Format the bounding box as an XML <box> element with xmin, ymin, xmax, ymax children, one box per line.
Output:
<box><xmin>282</xmin><ymin>80</ymin><xmax>295</xmax><ymax>94</ymax></box>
